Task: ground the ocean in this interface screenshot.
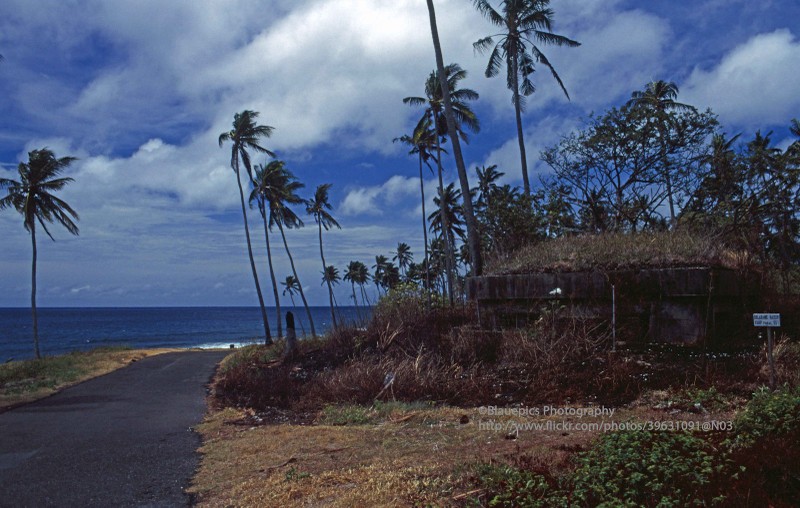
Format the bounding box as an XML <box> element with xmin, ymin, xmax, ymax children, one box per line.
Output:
<box><xmin>0</xmin><ymin>306</ymin><xmax>369</xmax><ymax>362</ymax></box>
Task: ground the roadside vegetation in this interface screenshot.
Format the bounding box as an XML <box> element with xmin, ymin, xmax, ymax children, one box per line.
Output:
<box><xmin>191</xmin><ymin>283</ymin><xmax>800</xmax><ymax>506</ymax></box>
<box><xmin>0</xmin><ymin>347</ymin><xmax>178</xmax><ymax>409</ymax></box>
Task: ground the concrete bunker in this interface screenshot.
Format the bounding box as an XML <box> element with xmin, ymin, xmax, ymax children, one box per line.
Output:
<box><xmin>466</xmin><ymin>267</ymin><xmax>761</xmax><ymax>347</ymax></box>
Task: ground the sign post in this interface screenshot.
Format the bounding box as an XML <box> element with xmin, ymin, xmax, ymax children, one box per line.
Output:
<box><xmin>753</xmin><ymin>313</ymin><xmax>781</xmax><ymax>389</ymax></box>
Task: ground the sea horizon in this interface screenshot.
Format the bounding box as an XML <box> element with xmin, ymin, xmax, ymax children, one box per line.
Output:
<box><xmin>1</xmin><ymin>305</ymin><xmax>370</xmax><ymax>362</ymax></box>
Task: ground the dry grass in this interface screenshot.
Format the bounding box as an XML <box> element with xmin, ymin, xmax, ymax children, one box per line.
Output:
<box><xmin>487</xmin><ymin>230</ymin><xmax>755</xmax><ymax>275</ymax></box>
<box><xmin>0</xmin><ymin>346</ymin><xmax>184</xmax><ymax>409</ymax></box>
<box><xmin>189</xmin><ymin>400</ymin><xmax>749</xmax><ymax>507</ymax></box>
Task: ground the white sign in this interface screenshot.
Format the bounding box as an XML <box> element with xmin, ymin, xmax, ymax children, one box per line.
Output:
<box><xmin>753</xmin><ymin>313</ymin><xmax>781</xmax><ymax>327</ymax></box>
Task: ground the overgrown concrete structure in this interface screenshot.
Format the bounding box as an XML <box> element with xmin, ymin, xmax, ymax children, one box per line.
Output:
<box><xmin>466</xmin><ymin>267</ymin><xmax>761</xmax><ymax>347</ymax></box>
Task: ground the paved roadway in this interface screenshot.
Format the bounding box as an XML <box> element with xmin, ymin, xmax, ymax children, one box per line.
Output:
<box><xmin>0</xmin><ymin>350</ymin><xmax>229</xmax><ymax>507</ymax></box>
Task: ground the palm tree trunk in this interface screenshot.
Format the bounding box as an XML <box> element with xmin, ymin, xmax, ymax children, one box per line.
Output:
<box><xmin>418</xmin><ymin>154</ymin><xmax>431</xmax><ymax>306</ymax></box>
<box><xmin>235</xmin><ymin>164</ymin><xmax>272</xmax><ymax>345</ymax></box>
<box><xmin>277</xmin><ymin>221</ymin><xmax>316</xmax><ymax>338</ymax></box>
<box><xmin>351</xmin><ymin>281</ymin><xmax>360</xmax><ymax>324</ymax></box>
<box><xmin>425</xmin><ymin>0</ymin><xmax>483</xmax><ymax>276</ymax></box>
<box><xmin>432</xmin><ymin>114</ymin><xmax>455</xmax><ymax>304</ymax></box>
<box><xmin>31</xmin><ymin>223</ymin><xmax>40</xmax><ymax>359</ymax></box>
<box><xmin>318</xmin><ymin>221</ymin><xmax>337</xmax><ymax>329</ymax></box>
<box><xmin>659</xmin><ymin>124</ymin><xmax>676</xmax><ymax>225</ymax></box>
<box><xmin>360</xmin><ymin>284</ymin><xmax>371</xmax><ymax>307</ymax></box>
<box><xmin>288</xmin><ymin>294</ymin><xmax>307</xmax><ymax>337</ymax></box>
<box><xmin>511</xmin><ymin>51</ymin><xmax>531</xmax><ymax>195</ymax></box>
<box><xmin>260</xmin><ymin>203</ymin><xmax>282</xmax><ymax>339</ymax></box>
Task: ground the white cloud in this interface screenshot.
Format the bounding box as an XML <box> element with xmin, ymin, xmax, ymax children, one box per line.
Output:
<box><xmin>340</xmin><ymin>175</ymin><xmax>419</xmax><ymax>216</ymax></box>
<box><xmin>682</xmin><ymin>29</ymin><xmax>800</xmax><ymax>127</ymax></box>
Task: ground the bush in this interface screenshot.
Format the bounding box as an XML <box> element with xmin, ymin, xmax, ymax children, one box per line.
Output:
<box><xmin>471</xmin><ymin>463</ymin><xmax>565</xmax><ymax>507</ymax></box>
<box><xmin>730</xmin><ymin>385</ymin><xmax>800</xmax><ymax>449</ymax></box>
<box><xmin>725</xmin><ymin>386</ymin><xmax>800</xmax><ymax>506</ymax></box>
<box><xmin>571</xmin><ymin>430</ymin><xmax>728</xmax><ymax>507</ymax></box>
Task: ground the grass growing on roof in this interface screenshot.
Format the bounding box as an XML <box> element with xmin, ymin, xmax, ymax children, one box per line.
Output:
<box><xmin>486</xmin><ymin>230</ymin><xmax>754</xmax><ymax>275</ymax></box>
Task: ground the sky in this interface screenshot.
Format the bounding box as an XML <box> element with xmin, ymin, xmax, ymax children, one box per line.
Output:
<box><xmin>1</xmin><ymin>0</ymin><xmax>799</xmax><ymax>308</ymax></box>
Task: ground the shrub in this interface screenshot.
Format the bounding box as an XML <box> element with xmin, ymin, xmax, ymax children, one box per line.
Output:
<box><xmin>730</xmin><ymin>385</ymin><xmax>800</xmax><ymax>449</ymax></box>
<box><xmin>571</xmin><ymin>430</ymin><xmax>728</xmax><ymax>507</ymax></box>
<box><xmin>471</xmin><ymin>463</ymin><xmax>565</xmax><ymax>507</ymax></box>
<box><xmin>725</xmin><ymin>386</ymin><xmax>800</xmax><ymax>505</ymax></box>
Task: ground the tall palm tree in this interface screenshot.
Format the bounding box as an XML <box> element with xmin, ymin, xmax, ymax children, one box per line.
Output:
<box><xmin>281</xmin><ymin>275</ymin><xmax>307</xmax><ymax>337</ymax></box>
<box><xmin>473</xmin><ymin>0</ymin><xmax>580</xmax><ymax>195</ymax></box>
<box><xmin>404</xmin><ymin>63</ymin><xmax>479</xmax><ymax>300</ymax></box>
<box><xmin>250</xmin><ymin>161</ymin><xmax>285</xmax><ymax>339</ymax></box>
<box><xmin>267</xmin><ymin>165</ymin><xmax>317</xmax><ymax>338</ymax></box>
<box><xmin>1</xmin><ymin>149</ymin><xmax>79</xmax><ymax>359</ymax></box>
<box><xmin>626</xmin><ymin>80</ymin><xmax>693</xmax><ymax>225</ymax></box>
<box><xmin>394</xmin><ymin>118</ymin><xmax>439</xmax><ymax>298</ymax></box>
<box><xmin>425</xmin><ymin>0</ymin><xmax>485</xmax><ymax>276</ymax></box>
<box><xmin>307</xmin><ymin>184</ymin><xmax>341</xmax><ymax>329</ymax></box>
<box><xmin>218</xmin><ymin>110</ymin><xmax>275</xmax><ymax>345</ymax></box>
<box><xmin>393</xmin><ymin>242</ymin><xmax>414</xmax><ymax>279</ymax></box>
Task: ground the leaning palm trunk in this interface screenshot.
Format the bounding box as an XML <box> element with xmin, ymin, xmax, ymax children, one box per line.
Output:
<box><xmin>511</xmin><ymin>51</ymin><xmax>531</xmax><ymax>196</ymax></box>
<box><xmin>433</xmin><ymin>114</ymin><xmax>455</xmax><ymax>304</ymax></box>
<box><xmin>31</xmin><ymin>223</ymin><xmax>40</xmax><ymax>359</ymax></box>
<box><xmin>318</xmin><ymin>222</ymin><xmax>337</xmax><ymax>329</ymax></box>
<box><xmin>360</xmin><ymin>284</ymin><xmax>371</xmax><ymax>308</ymax></box>
<box><xmin>418</xmin><ymin>151</ymin><xmax>432</xmax><ymax>306</ymax></box>
<box><xmin>425</xmin><ymin>0</ymin><xmax>483</xmax><ymax>276</ymax></box>
<box><xmin>259</xmin><ymin>202</ymin><xmax>282</xmax><ymax>339</ymax></box>
<box><xmin>350</xmin><ymin>281</ymin><xmax>361</xmax><ymax>324</ymax></box>
<box><xmin>235</xmin><ymin>163</ymin><xmax>272</xmax><ymax>345</ymax></box>
<box><xmin>276</xmin><ymin>221</ymin><xmax>316</xmax><ymax>338</ymax></box>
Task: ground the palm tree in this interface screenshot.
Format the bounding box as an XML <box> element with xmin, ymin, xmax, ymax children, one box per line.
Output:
<box><xmin>394</xmin><ymin>118</ymin><xmax>439</xmax><ymax>298</ymax></box>
<box><xmin>404</xmin><ymin>63</ymin><xmax>479</xmax><ymax>300</ymax></box>
<box><xmin>429</xmin><ymin>183</ymin><xmax>466</xmax><ymax>278</ymax></box>
<box><xmin>373</xmin><ymin>255</ymin><xmax>390</xmax><ymax>296</ymax></box>
<box><xmin>344</xmin><ymin>261</ymin><xmax>369</xmax><ymax>322</ymax></box>
<box><xmin>250</xmin><ymin>161</ymin><xmax>284</xmax><ymax>339</ymax></box>
<box><xmin>1</xmin><ymin>149</ymin><xmax>79</xmax><ymax>359</ymax></box>
<box><xmin>353</xmin><ymin>261</ymin><xmax>372</xmax><ymax>307</ymax></box>
<box><xmin>473</xmin><ymin>0</ymin><xmax>580</xmax><ymax>195</ymax></box>
<box><xmin>424</xmin><ymin>0</ymin><xmax>485</xmax><ymax>276</ymax></box>
<box><xmin>626</xmin><ymin>80</ymin><xmax>693</xmax><ymax>225</ymax></box>
<box><xmin>321</xmin><ymin>265</ymin><xmax>341</xmax><ymax>320</ymax></box>
<box><xmin>281</xmin><ymin>275</ymin><xmax>306</xmax><ymax>337</ymax></box>
<box><xmin>472</xmin><ymin>164</ymin><xmax>504</xmax><ymax>212</ymax></box>
<box><xmin>307</xmin><ymin>184</ymin><xmax>341</xmax><ymax>329</ymax></box>
<box><xmin>218</xmin><ymin>110</ymin><xmax>275</xmax><ymax>345</ymax></box>
<box><xmin>267</xmin><ymin>165</ymin><xmax>317</xmax><ymax>338</ymax></box>
<box><xmin>393</xmin><ymin>242</ymin><xmax>414</xmax><ymax>279</ymax></box>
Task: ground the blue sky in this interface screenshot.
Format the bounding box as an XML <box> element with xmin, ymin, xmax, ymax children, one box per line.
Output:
<box><xmin>1</xmin><ymin>0</ymin><xmax>799</xmax><ymax>307</ymax></box>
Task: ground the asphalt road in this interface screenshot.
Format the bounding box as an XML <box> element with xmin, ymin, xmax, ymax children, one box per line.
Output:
<box><xmin>0</xmin><ymin>350</ymin><xmax>229</xmax><ymax>507</ymax></box>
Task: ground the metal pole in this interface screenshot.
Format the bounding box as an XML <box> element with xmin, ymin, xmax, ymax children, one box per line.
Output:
<box><xmin>612</xmin><ymin>284</ymin><xmax>616</xmax><ymax>352</ymax></box>
<box><xmin>767</xmin><ymin>327</ymin><xmax>776</xmax><ymax>390</ymax></box>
